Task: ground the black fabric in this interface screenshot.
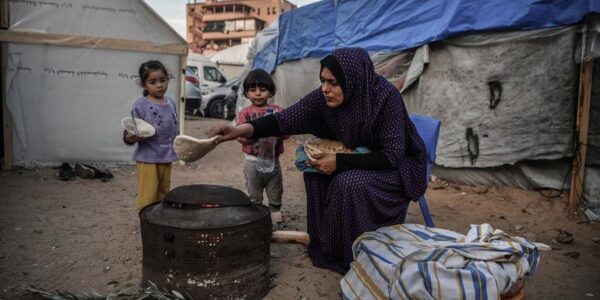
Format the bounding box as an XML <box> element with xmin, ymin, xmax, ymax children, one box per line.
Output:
<box><xmin>320</xmin><ymin>55</ymin><xmax>347</xmax><ymax>96</ymax></box>
<box><xmin>250</xmin><ymin>113</ymin><xmax>336</xmax><ymax>140</ymax></box>
<box><xmin>336</xmin><ymin>151</ymin><xmax>394</xmax><ymax>173</ymax></box>
<box><xmin>248</xmin><ymin>114</ymin><xmax>281</xmax><ymax>139</ymax></box>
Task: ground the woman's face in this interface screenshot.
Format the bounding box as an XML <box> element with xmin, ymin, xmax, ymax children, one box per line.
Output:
<box><xmin>320</xmin><ymin>67</ymin><xmax>344</xmax><ymax>108</ymax></box>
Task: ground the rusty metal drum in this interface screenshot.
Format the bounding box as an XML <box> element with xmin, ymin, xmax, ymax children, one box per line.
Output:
<box><xmin>139</xmin><ymin>184</ymin><xmax>271</xmax><ymax>299</ymax></box>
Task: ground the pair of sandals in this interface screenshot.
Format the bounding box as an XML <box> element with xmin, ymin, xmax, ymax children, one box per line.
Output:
<box><xmin>56</xmin><ymin>163</ymin><xmax>113</xmax><ymax>182</ymax></box>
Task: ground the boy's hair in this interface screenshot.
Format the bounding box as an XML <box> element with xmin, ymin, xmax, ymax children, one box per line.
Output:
<box><xmin>243</xmin><ymin>68</ymin><xmax>276</xmax><ymax>97</ymax></box>
<box><xmin>138</xmin><ymin>60</ymin><xmax>169</xmax><ymax>96</ymax></box>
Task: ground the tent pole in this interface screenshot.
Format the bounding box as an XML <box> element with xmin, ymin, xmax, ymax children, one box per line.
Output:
<box><xmin>1</xmin><ymin>0</ymin><xmax>8</xmax><ymax>29</ymax></box>
<box><xmin>1</xmin><ymin>0</ymin><xmax>12</xmax><ymax>170</ymax></box>
<box><xmin>1</xmin><ymin>43</ymin><xmax>11</xmax><ymax>170</ymax></box>
<box><xmin>178</xmin><ymin>55</ymin><xmax>187</xmax><ymax>166</ymax></box>
<box><xmin>569</xmin><ymin>23</ymin><xmax>593</xmax><ymax>208</ymax></box>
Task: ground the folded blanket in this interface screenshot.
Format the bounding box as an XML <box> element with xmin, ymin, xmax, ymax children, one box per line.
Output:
<box><xmin>295</xmin><ymin>144</ymin><xmax>370</xmax><ymax>173</ymax></box>
<box><xmin>341</xmin><ymin>223</ymin><xmax>550</xmax><ymax>300</ymax></box>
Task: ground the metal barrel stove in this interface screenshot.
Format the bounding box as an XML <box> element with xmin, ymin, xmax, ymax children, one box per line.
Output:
<box><xmin>139</xmin><ymin>184</ymin><xmax>271</xmax><ymax>299</ymax></box>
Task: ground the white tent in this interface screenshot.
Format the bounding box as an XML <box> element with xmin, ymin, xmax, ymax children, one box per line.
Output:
<box><xmin>209</xmin><ymin>43</ymin><xmax>250</xmax><ymax>78</ymax></box>
<box><xmin>210</xmin><ymin>43</ymin><xmax>250</xmax><ymax>66</ymax></box>
<box><xmin>0</xmin><ymin>0</ymin><xmax>188</xmax><ymax>168</ymax></box>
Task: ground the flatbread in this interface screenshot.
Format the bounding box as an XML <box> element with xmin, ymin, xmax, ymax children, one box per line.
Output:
<box><xmin>174</xmin><ymin>135</ymin><xmax>221</xmax><ymax>162</ymax></box>
<box><xmin>304</xmin><ymin>139</ymin><xmax>353</xmax><ymax>161</ymax></box>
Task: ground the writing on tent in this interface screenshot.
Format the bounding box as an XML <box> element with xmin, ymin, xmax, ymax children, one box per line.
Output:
<box><xmin>82</xmin><ymin>5</ymin><xmax>135</xmax><ymax>15</ymax></box>
<box><xmin>10</xmin><ymin>0</ymin><xmax>72</xmax><ymax>9</ymax></box>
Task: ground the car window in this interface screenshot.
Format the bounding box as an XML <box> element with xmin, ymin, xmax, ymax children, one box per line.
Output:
<box><xmin>186</xmin><ymin>66</ymin><xmax>199</xmax><ymax>76</ymax></box>
<box><xmin>203</xmin><ymin>66</ymin><xmax>224</xmax><ymax>82</ymax></box>
<box><xmin>224</xmin><ymin>77</ymin><xmax>240</xmax><ymax>88</ymax></box>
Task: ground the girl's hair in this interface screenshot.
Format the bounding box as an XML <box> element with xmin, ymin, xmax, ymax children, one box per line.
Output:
<box><xmin>243</xmin><ymin>68</ymin><xmax>276</xmax><ymax>96</ymax></box>
<box><xmin>138</xmin><ymin>60</ymin><xmax>169</xmax><ymax>96</ymax></box>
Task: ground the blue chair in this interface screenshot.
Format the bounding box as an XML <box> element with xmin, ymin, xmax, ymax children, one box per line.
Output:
<box><xmin>409</xmin><ymin>114</ymin><xmax>441</xmax><ymax>227</ymax></box>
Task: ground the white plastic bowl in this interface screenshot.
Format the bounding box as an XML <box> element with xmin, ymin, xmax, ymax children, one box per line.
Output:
<box><xmin>121</xmin><ymin>117</ymin><xmax>155</xmax><ymax>138</ymax></box>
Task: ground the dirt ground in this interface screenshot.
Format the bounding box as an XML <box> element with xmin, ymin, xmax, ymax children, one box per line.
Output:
<box><xmin>0</xmin><ymin>117</ymin><xmax>599</xmax><ymax>300</ymax></box>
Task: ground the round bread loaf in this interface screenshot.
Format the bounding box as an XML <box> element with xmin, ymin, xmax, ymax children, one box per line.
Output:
<box><xmin>304</xmin><ymin>139</ymin><xmax>353</xmax><ymax>160</ymax></box>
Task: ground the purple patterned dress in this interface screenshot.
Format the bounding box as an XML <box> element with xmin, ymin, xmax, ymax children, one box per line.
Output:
<box><xmin>275</xmin><ymin>48</ymin><xmax>427</xmax><ymax>274</ymax></box>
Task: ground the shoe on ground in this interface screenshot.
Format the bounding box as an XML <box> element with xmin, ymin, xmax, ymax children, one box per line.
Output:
<box><xmin>271</xmin><ymin>211</ymin><xmax>285</xmax><ymax>230</ymax></box>
<box><xmin>74</xmin><ymin>163</ymin><xmax>95</xmax><ymax>179</ymax></box>
<box><xmin>272</xmin><ymin>222</ymin><xmax>285</xmax><ymax>231</ymax></box>
<box><xmin>98</xmin><ymin>169</ymin><xmax>113</xmax><ymax>182</ymax></box>
<box><xmin>82</xmin><ymin>164</ymin><xmax>113</xmax><ymax>182</ymax></box>
<box><xmin>57</xmin><ymin>162</ymin><xmax>75</xmax><ymax>181</ymax></box>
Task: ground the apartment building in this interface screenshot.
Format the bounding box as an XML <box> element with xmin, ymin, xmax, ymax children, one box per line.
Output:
<box><xmin>187</xmin><ymin>0</ymin><xmax>296</xmax><ymax>55</ymax></box>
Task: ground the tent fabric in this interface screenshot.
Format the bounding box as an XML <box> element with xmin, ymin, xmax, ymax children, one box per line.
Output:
<box><xmin>403</xmin><ymin>27</ymin><xmax>578</xmax><ymax>168</ymax></box>
<box><xmin>254</xmin><ymin>0</ymin><xmax>600</xmax><ymax>72</ymax></box>
<box><xmin>209</xmin><ymin>43</ymin><xmax>251</xmax><ymax>66</ymax></box>
<box><xmin>9</xmin><ymin>0</ymin><xmax>183</xmax><ymax>45</ymax></box>
<box><xmin>4</xmin><ymin>0</ymin><xmax>186</xmax><ymax>166</ymax></box>
<box><xmin>250</xmin><ymin>20</ymin><xmax>281</xmax><ymax>75</ymax></box>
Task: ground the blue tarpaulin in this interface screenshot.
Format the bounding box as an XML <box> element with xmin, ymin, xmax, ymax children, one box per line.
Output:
<box><xmin>254</xmin><ymin>0</ymin><xmax>600</xmax><ymax>72</ymax></box>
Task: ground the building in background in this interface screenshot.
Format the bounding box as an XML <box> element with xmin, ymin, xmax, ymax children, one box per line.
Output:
<box><xmin>187</xmin><ymin>0</ymin><xmax>295</xmax><ymax>55</ymax></box>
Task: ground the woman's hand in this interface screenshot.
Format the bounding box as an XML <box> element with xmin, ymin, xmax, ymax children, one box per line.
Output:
<box><xmin>308</xmin><ymin>153</ymin><xmax>337</xmax><ymax>175</ymax></box>
<box><xmin>209</xmin><ymin>123</ymin><xmax>254</xmax><ymax>144</ymax></box>
<box><xmin>123</xmin><ymin>129</ymin><xmax>144</xmax><ymax>144</ymax></box>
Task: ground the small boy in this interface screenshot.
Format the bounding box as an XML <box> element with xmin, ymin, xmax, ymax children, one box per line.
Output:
<box><xmin>236</xmin><ymin>69</ymin><xmax>287</xmax><ymax>229</ymax></box>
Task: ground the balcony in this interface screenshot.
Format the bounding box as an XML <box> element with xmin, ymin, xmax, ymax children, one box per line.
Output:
<box><xmin>201</xmin><ymin>11</ymin><xmax>251</xmax><ymax>22</ymax></box>
<box><xmin>188</xmin><ymin>9</ymin><xmax>203</xmax><ymax>20</ymax></box>
<box><xmin>202</xmin><ymin>30</ymin><xmax>257</xmax><ymax>40</ymax></box>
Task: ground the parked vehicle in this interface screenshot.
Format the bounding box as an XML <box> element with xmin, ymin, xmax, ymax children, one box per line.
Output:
<box><xmin>223</xmin><ymin>85</ymin><xmax>239</xmax><ymax>120</ymax></box>
<box><xmin>187</xmin><ymin>54</ymin><xmax>227</xmax><ymax>92</ymax></box>
<box><xmin>184</xmin><ymin>66</ymin><xmax>202</xmax><ymax>115</ymax></box>
<box><xmin>201</xmin><ymin>77</ymin><xmax>240</xmax><ymax>118</ymax></box>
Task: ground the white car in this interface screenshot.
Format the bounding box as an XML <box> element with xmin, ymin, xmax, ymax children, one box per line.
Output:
<box><xmin>184</xmin><ymin>66</ymin><xmax>202</xmax><ymax>115</ymax></box>
<box><xmin>201</xmin><ymin>77</ymin><xmax>240</xmax><ymax>118</ymax></box>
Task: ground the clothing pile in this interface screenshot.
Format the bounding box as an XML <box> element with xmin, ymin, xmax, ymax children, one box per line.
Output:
<box><xmin>56</xmin><ymin>163</ymin><xmax>113</xmax><ymax>182</ymax></box>
<box><xmin>341</xmin><ymin>223</ymin><xmax>550</xmax><ymax>300</ymax></box>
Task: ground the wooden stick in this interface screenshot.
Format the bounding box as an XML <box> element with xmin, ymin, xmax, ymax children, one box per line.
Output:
<box><xmin>178</xmin><ymin>55</ymin><xmax>187</xmax><ymax>166</ymax></box>
<box><xmin>1</xmin><ymin>0</ymin><xmax>11</xmax><ymax>169</ymax></box>
<box><xmin>271</xmin><ymin>230</ymin><xmax>310</xmax><ymax>246</ymax></box>
<box><xmin>1</xmin><ymin>0</ymin><xmax>8</xmax><ymax>29</ymax></box>
<box><xmin>0</xmin><ymin>30</ymin><xmax>187</xmax><ymax>55</ymax></box>
<box><xmin>1</xmin><ymin>42</ymin><xmax>11</xmax><ymax>170</ymax></box>
<box><xmin>569</xmin><ymin>21</ymin><xmax>594</xmax><ymax>208</ymax></box>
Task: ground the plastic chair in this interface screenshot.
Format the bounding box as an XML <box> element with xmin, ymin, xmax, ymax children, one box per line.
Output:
<box><xmin>409</xmin><ymin>114</ymin><xmax>441</xmax><ymax>227</ymax></box>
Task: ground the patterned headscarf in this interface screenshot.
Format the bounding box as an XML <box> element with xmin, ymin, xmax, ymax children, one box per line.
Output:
<box><xmin>323</xmin><ymin>48</ymin><xmax>390</xmax><ymax>148</ymax></box>
<box><xmin>278</xmin><ymin>48</ymin><xmax>400</xmax><ymax>148</ymax></box>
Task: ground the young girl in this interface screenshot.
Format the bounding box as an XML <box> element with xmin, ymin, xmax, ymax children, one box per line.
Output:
<box><xmin>123</xmin><ymin>60</ymin><xmax>179</xmax><ymax>210</ymax></box>
<box><xmin>236</xmin><ymin>69</ymin><xmax>287</xmax><ymax>229</ymax></box>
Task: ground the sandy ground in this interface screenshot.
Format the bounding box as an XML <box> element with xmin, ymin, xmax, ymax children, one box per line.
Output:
<box><xmin>0</xmin><ymin>117</ymin><xmax>599</xmax><ymax>300</ymax></box>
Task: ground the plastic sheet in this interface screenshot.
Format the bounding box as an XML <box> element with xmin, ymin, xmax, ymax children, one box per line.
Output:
<box><xmin>254</xmin><ymin>0</ymin><xmax>599</xmax><ymax>72</ymax></box>
<box><xmin>403</xmin><ymin>27</ymin><xmax>578</xmax><ymax>168</ymax></box>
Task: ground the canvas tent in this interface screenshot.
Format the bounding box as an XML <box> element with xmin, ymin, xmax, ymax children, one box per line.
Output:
<box><xmin>0</xmin><ymin>0</ymin><xmax>188</xmax><ymax>168</ymax></box>
<box><xmin>209</xmin><ymin>43</ymin><xmax>250</xmax><ymax>78</ymax></box>
<box><xmin>240</xmin><ymin>0</ymin><xmax>600</xmax><ymax>216</ymax></box>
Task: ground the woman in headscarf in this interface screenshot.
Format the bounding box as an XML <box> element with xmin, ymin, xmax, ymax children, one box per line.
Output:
<box><xmin>210</xmin><ymin>47</ymin><xmax>427</xmax><ymax>274</ymax></box>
